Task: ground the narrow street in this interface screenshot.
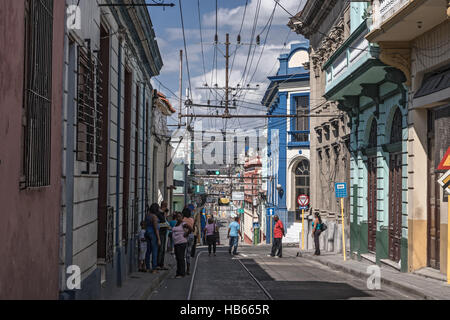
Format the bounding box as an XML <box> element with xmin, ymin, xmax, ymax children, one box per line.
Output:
<box><xmin>150</xmin><ymin>219</ymin><xmax>420</xmax><ymax>301</ymax></box>
<box><xmin>1</xmin><ymin>0</ymin><xmax>450</xmax><ymax>302</ymax></box>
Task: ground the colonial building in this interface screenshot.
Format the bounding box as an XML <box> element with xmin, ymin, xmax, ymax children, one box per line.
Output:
<box><xmin>60</xmin><ymin>0</ymin><xmax>163</xmax><ymax>299</ymax></box>
<box><xmin>262</xmin><ymin>43</ymin><xmax>311</xmax><ymax>244</ymax></box>
<box><xmin>366</xmin><ymin>0</ymin><xmax>450</xmax><ymax>276</ymax></box>
<box><xmin>289</xmin><ymin>0</ymin><xmax>352</xmax><ymax>254</ymax></box>
<box><xmin>0</xmin><ymin>0</ymin><xmax>66</xmax><ymax>299</ymax></box>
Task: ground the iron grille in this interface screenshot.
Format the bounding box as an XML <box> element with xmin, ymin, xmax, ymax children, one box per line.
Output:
<box><xmin>105</xmin><ymin>206</ymin><xmax>114</xmax><ymax>263</ymax></box>
<box><xmin>76</xmin><ymin>45</ymin><xmax>103</xmax><ymax>167</ymax></box>
<box><xmin>21</xmin><ymin>0</ymin><xmax>54</xmax><ymax>189</ymax></box>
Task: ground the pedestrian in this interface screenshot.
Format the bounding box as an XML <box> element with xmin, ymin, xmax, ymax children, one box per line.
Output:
<box><xmin>268</xmin><ymin>215</ymin><xmax>285</xmax><ymax>258</ymax></box>
<box><xmin>156</xmin><ymin>201</ymin><xmax>170</xmax><ymax>270</ymax></box>
<box><xmin>172</xmin><ymin>212</ymin><xmax>193</xmax><ymax>279</ymax></box>
<box><xmin>204</xmin><ymin>217</ymin><xmax>217</xmax><ymax>256</ymax></box>
<box><xmin>227</xmin><ymin>216</ymin><xmax>242</xmax><ymax>256</ymax></box>
<box><xmin>182</xmin><ymin>207</ymin><xmax>195</xmax><ymax>275</ymax></box>
<box><xmin>312</xmin><ymin>212</ymin><xmax>323</xmax><ymax>256</ymax></box>
<box><xmin>167</xmin><ymin>213</ymin><xmax>178</xmax><ymax>255</ymax></box>
<box><xmin>138</xmin><ymin>221</ymin><xmax>147</xmax><ymax>272</ymax></box>
<box><xmin>214</xmin><ymin>215</ymin><xmax>221</xmax><ymax>245</ymax></box>
<box><xmin>145</xmin><ymin>204</ymin><xmax>161</xmax><ymax>273</ymax></box>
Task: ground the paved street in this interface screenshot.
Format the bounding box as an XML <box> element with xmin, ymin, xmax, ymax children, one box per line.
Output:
<box><xmin>150</xmin><ymin>220</ymin><xmax>421</xmax><ymax>300</ymax></box>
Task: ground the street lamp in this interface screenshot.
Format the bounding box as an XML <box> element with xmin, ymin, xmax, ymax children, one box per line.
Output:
<box><xmin>277</xmin><ymin>184</ymin><xmax>284</xmax><ymax>199</ymax></box>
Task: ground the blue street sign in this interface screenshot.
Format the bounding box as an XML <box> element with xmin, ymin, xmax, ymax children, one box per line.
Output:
<box><xmin>335</xmin><ymin>183</ymin><xmax>348</xmax><ymax>198</ymax></box>
<box><xmin>299</xmin><ymin>206</ymin><xmax>308</xmax><ymax>210</ymax></box>
<box><xmin>267</xmin><ymin>208</ymin><xmax>275</xmax><ymax>216</ymax></box>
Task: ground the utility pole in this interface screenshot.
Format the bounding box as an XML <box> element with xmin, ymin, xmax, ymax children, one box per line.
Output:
<box><xmin>179</xmin><ymin>49</ymin><xmax>183</xmax><ymax>127</ymax></box>
<box><xmin>225</xmin><ymin>33</ymin><xmax>230</xmax><ymax>117</ymax></box>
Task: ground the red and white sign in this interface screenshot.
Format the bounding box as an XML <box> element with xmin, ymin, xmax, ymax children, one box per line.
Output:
<box><xmin>297</xmin><ymin>194</ymin><xmax>310</xmax><ymax>207</ymax></box>
<box><xmin>437</xmin><ymin>147</ymin><xmax>450</xmax><ymax>171</ymax></box>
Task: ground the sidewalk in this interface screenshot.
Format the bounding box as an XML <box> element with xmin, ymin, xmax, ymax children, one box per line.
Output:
<box><xmin>282</xmin><ymin>247</ymin><xmax>450</xmax><ymax>300</ymax></box>
<box><xmin>102</xmin><ymin>252</ymin><xmax>176</xmax><ymax>300</ymax></box>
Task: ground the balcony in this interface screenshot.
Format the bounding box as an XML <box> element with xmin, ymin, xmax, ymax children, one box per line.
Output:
<box><xmin>367</xmin><ymin>0</ymin><xmax>447</xmax><ymax>43</ymax></box>
<box><xmin>323</xmin><ymin>20</ymin><xmax>386</xmax><ymax>101</ymax></box>
<box><xmin>288</xmin><ymin>131</ymin><xmax>310</xmax><ymax>148</ymax></box>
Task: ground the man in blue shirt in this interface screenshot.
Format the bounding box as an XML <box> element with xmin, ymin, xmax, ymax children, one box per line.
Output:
<box><xmin>227</xmin><ymin>217</ymin><xmax>242</xmax><ymax>255</ymax></box>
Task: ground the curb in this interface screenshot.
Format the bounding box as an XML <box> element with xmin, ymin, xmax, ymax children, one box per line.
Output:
<box><xmin>310</xmin><ymin>257</ymin><xmax>436</xmax><ymax>300</ymax></box>
<box><xmin>139</xmin><ymin>264</ymin><xmax>176</xmax><ymax>300</ymax></box>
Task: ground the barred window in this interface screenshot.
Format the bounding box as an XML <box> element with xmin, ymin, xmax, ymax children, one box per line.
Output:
<box><xmin>21</xmin><ymin>0</ymin><xmax>54</xmax><ymax>189</ymax></box>
<box><xmin>76</xmin><ymin>45</ymin><xmax>103</xmax><ymax>173</ymax></box>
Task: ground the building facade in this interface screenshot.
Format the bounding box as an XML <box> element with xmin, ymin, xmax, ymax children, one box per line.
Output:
<box><xmin>0</xmin><ymin>0</ymin><xmax>65</xmax><ymax>299</ymax></box>
<box><xmin>366</xmin><ymin>0</ymin><xmax>450</xmax><ymax>275</ymax></box>
<box><xmin>263</xmin><ymin>43</ymin><xmax>311</xmax><ymax>244</ymax></box>
<box><xmin>289</xmin><ymin>0</ymin><xmax>352</xmax><ymax>255</ymax></box>
<box><xmin>59</xmin><ymin>0</ymin><xmax>164</xmax><ymax>299</ymax></box>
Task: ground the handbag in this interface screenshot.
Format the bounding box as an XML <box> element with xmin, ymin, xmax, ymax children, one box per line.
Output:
<box><xmin>320</xmin><ymin>223</ymin><xmax>328</xmax><ymax>232</ymax></box>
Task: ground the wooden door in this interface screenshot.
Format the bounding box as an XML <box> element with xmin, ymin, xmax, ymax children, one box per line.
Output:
<box><xmin>427</xmin><ymin>110</ymin><xmax>440</xmax><ymax>269</ymax></box>
<box><xmin>388</xmin><ymin>152</ymin><xmax>402</xmax><ymax>262</ymax></box>
<box><xmin>122</xmin><ymin>69</ymin><xmax>132</xmax><ymax>252</ymax></box>
<box><xmin>367</xmin><ymin>156</ymin><xmax>377</xmax><ymax>252</ymax></box>
<box><xmin>97</xmin><ymin>24</ymin><xmax>110</xmax><ymax>259</ymax></box>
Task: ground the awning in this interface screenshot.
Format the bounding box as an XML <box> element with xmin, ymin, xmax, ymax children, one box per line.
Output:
<box><xmin>415</xmin><ymin>67</ymin><xmax>450</xmax><ymax>99</ymax></box>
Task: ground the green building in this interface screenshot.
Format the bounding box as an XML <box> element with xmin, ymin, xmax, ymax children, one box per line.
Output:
<box><xmin>324</xmin><ymin>2</ymin><xmax>408</xmax><ymax>271</ymax></box>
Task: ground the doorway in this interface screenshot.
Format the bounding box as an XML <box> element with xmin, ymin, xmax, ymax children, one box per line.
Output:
<box><xmin>388</xmin><ymin>109</ymin><xmax>403</xmax><ymax>262</ymax></box>
<box><xmin>427</xmin><ymin>109</ymin><xmax>440</xmax><ymax>269</ymax></box>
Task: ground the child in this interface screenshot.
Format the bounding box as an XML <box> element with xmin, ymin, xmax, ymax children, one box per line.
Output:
<box><xmin>139</xmin><ymin>221</ymin><xmax>147</xmax><ymax>272</ymax></box>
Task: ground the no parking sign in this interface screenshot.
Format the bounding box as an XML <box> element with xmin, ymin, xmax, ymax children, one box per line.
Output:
<box><xmin>297</xmin><ymin>194</ymin><xmax>309</xmax><ymax>210</ymax></box>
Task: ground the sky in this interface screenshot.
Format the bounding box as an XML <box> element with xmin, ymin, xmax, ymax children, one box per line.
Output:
<box><xmin>146</xmin><ymin>0</ymin><xmax>307</xmax><ymax>131</ymax></box>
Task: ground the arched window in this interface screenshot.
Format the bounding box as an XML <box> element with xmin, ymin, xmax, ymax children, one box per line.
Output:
<box><xmin>368</xmin><ymin>119</ymin><xmax>377</xmax><ymax>148</ymax></box>
<box><xmin>390</xmin><ymin>109</ymin><xmax>402</xmax><ymax>144</ymax></box>
<box><xmin>295</xmin><ymin>159</ymin><xmax>310</xmax><ymax>220</ymax></box>
<box><xmin>295</xmin><ymin>159</ymin><xmax>310</xmax><ymax>200</ymax></box>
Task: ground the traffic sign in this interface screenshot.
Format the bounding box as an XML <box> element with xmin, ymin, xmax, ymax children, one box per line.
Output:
<box><xmin>297</xmin><ymin>194</ymin><xmax>309</xmax><ymax>207</ymax></box>
<box><xmin>335</xmin><ymin>183</ymin><xmax>348</xmax><ymax>198</ymax></box>
<box><xmin>438</xmin><ymin>170</ymin><xmax>450</xmax><ymax>194</ymax></box>
<box><xmin>437</xmin><ymin>147</ymin><xmax>450</xmax><ymax>170</ymax></box>
<box><xmin>267</xmin><ymin>208</ymin><xmax>275</xmax><ymax>216</ymax></box>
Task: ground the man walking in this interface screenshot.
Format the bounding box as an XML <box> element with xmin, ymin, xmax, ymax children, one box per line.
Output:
<box><xmin>269</xmin><ymin>215</ymin><xmax>285</xmax><ymax>258</ymax></box>
<box><xmin>227</xmin><ymin>216</ymin><xmax>242</xmax><ymax>256</ymax></box>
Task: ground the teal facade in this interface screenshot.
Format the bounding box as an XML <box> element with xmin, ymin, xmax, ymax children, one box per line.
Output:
<box><xmin>324</xmin><ymin>5</ymin><xmax>409</xmax><ymax>272</ymax></box>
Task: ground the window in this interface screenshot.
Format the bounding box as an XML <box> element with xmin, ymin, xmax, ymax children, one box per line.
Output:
<box><xmin>294</xmin><ymin>159</ymin><xmax>310</xmax><ymax>220</ymax></box>
<box><xmin>76</xmin><ymin>44</ymin><xmax>103</xmax><ymax>173</ymax></box>
<box><xmin>390</xmin><ymin>109</ymin><xmax>402</xmax><ymax>144</ymax></box>
<box><xmin>368</xmin><ymin>119</ymin><xmax>377</xmax><ymax>148</ymax></box>
<box><xmin>295</xmin><ymin>96</ymin><xmax>309</xmax><ymax>131</ymax></box>
<box><xmin>21</xmin><ymin>0</ymin><xmax>54</xmax><ymax>189</ymax></box>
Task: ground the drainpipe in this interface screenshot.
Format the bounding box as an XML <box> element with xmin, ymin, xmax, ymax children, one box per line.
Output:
<box><xmin>62</xmin><ymin>38</ymin><xmax>76</xmax><ymax>300</ymax></box>
<box><xmin>141</xmin><ymin>83</ymin><xmax>146</xmax><ymax>222</ymax></box>
<box><xmin>115</xmin><ymin>38</ymin><xmax>123</xmax><ymax>287</ymax></box>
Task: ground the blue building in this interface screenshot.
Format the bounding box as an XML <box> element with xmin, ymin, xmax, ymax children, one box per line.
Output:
<box><xmin>262</xmin><ymin>43</ymin><xmax>311</xmax><ymax>243</ymax></box>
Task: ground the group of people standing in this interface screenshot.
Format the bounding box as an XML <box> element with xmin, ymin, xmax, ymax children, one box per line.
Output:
<box><xmin>138</xmin><ymin>202</ymin><xmax>223</xmax><ymax>279</ymax></box>
<box><xmin>138</xmin><ymin>201</ymin><xmax>172</xmax><ymax>274</ymax></box>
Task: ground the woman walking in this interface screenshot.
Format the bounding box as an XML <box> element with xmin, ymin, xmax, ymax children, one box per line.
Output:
<box><xmin>312</xmin><ymin>212</ymin><xmax>322</xmax><ymax>256</ymax></box>
<box><xmin>145</xmin><ymin>204</ymin><xmax>161</xmax><ymax>273</ymax></box>
<box><xmin>204</xmin><ymin>217</ymin><xmax>217</xmax><ymax>256</ymax></box>
<box><xmin>172</xmin><ymin>212</ymin><xmax>193</xmax><ymax>278</ymax></box>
